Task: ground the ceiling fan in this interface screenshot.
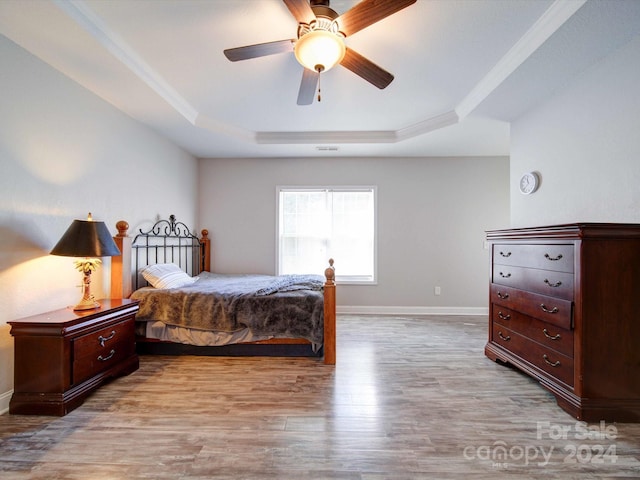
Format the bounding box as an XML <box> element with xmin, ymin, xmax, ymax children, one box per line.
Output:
<box><xmin>223</xmin><ymin>0</ymin><xmax>417</xmax><ymax>105</ymax></box>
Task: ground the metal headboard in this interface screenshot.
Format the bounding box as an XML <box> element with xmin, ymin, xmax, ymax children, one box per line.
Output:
<box><xmin>131</xmin><ymin>215</ymin><xmax>204</xmax><ymax>290</ymax></box>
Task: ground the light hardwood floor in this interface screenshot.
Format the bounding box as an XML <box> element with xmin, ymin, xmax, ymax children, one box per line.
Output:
<box><xmin>1</xmin><ymin>315</ymin><xmax>639</xmax><ymax>479</ymax></box>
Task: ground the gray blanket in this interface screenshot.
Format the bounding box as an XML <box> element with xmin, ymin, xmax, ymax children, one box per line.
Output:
<box><xmin>130</xmin><ymin>272</ymin><xmax>325</xmax><ymax>343</ymax></box>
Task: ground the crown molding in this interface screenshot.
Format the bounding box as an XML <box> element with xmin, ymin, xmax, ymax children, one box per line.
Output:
<box><xmin>244</xmin><ymin>110</ymin><xmax>458</xmax><ymax>145</ymax></box>
<box><xmin>255</xmin><ymin>130</ymin><xmax>396</xmax><ymax>144</ymax></box>
<box><xmin>396</xmin><ymin>111</ymin><xmax>459</xmax><ymax>141</ymax></box>
<box><xmin>456</xmin><ymin>0</ymin><xmax>587</xmax><ymax>119</ymax></box>
<box><xmin>53</xmin><ymin>0</ymin><xmax>198</xmax><ymax>124</ymax></box>
<box><xmin>194</xmin><ymin>114</ymin><xmax>256</xmax><ymax>143</ymax></box>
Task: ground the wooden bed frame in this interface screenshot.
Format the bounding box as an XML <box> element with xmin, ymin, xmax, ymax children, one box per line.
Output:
<box><xmin>110</xmin><ymin>217</ymin><xmax>336</xmax><ymax>365</ymax></box>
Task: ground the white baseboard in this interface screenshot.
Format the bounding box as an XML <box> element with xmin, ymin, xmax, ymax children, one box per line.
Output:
<box><xmin>337</xmin><ymin>306</ymin><xmax>488</xmax><ymax>316</ymax></box>
<box><xmin>0</xmin><ymin>389</ymin><xmax>12</xmax><ymax>415</ymax></box>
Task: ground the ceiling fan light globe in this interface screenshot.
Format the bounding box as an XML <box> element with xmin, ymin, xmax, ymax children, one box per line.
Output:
<box><xmin>294</xmin><ymin>30</ymin><xmax>345</xmax><ymax>72</ymax></box>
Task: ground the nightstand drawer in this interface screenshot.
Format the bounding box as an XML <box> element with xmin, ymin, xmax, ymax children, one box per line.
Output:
<box><xmin>72</xmin><ymin>318</ymin><xmax>135</xmax><ymax>385</ymax></box>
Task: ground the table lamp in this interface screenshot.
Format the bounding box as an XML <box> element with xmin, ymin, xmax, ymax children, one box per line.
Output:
<box><xmin>50</xmin><ymin>213</ymin><xmax>121</xmax><ymax>310</ymax></box>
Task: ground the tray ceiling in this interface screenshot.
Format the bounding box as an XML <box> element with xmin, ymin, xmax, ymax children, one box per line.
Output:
<box><xmin>1</xmin><ymin>0</ymin><xmax>639</xmax><ymax>158</ymax></box>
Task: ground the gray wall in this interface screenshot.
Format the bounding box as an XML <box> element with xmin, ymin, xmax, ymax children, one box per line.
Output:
<box><xmin>198</xmin><ymin>156</ymin><xmax>510</xmax><ymax>313</ymax></box>
<box><xmin>0</xmin><ymin>36</ymin><xmax>198</xmax><ymax>412</ymax></box>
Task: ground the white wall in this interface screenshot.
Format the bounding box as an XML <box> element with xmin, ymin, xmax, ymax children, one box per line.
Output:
<box><xmin>0</xmin><ymin>36</ymin><xmax>198</xmax><ymax>412</ymax></box>
<box><xmin>198</xmin><ymin>156</ymin><xmax>510</xmax><ymax>313</ymax></box>
<box><xmin>510</xmin><ymin>34</ymin><xmax>640</xmax><ymax>226</ymax></box>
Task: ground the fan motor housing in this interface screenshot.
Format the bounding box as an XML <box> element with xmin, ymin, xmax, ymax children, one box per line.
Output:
<box><xmin>311</xmin><ymin>1</ymin><xmax>339</xmax><ymax>22</ymax></box>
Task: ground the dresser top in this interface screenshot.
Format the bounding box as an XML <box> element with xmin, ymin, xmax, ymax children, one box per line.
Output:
<box><xmin>487</xmin><ymin>223</ymin><xmax>640</xmax><ymax>240</ymax></box>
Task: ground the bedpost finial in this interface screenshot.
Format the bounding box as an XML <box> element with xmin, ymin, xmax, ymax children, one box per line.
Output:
<box><xmin>325</xmin><ymin>258</ymin><xmax>335</xmax><ymax>284</ymax></box>
<box><xmin>201</xmin><ymin>229</ymin><xmax>209</xmax><ymax>239</ymax></box>
<box><xmin>116</xmin><ymin>220</ymin><xmax>129</xmax><ymax>237</ymax></box>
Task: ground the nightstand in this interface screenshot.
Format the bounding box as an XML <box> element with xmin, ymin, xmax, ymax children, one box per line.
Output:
<box><xmin>8</xmin><ymin>299</ymin><xmax>139</xmax><ymax>416</ymax></box>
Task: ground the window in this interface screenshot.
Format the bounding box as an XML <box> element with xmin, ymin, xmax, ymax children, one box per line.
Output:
<box><xmin>277</xmin><ymin>187</ymin><xmax>376</xmax><ymax>283</ymax></box>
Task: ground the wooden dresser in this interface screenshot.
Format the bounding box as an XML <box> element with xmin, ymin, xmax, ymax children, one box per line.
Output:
<box><xmin>485</xmin><ymin>223</ymin><xmax>640</xmax><ymax>422</ymax></box>
<box><xmin>9</xmin><ymin>299</ymin><xmax>139</xmax><ymax>416</ymax></box>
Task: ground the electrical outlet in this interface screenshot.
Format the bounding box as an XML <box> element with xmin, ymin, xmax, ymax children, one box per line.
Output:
<box><xmin>434</xmin><ymin>286</ymin><xmax>441</xmax><ymax>295</ymax></box>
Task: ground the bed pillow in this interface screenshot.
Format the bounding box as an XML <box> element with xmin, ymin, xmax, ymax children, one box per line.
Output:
<box><xmin>141</xmin><ymin>263</ymin><xmax>198</xmax><ymax>289</ymax></box>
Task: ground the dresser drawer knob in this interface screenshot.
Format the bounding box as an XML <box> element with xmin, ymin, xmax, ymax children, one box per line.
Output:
<box><xmin>498</xmin><ymin>312</ymin><xmax>511</xmax><ymax>320</ymax></box>
<box><xmin>543</xmin><ymin>354</ymin><xmax>561</xmax><ymax>367</ymax></box>
<box><xmin>544</xmin><ymin>253</ymin><xmax>564</xmax><ymax>261</ymax></box>
<box><xmin>497</xmin><ymin>291</ymin><xmax>509</xmax><ymax>299</ymax></box>
<box><xmin>543</xmin><ymin>328</ymin><xmax>561</xmax><ymax>340</ymax></box>
<box><xmin>540</xmin><ymin>304</ymin><xmax>559</xmax><ymax>314</ymax></box>
<box><xmin>98</xmin><ymin>349</ymin><xmax>116</xmax><ymax>362</ymax></box>
<box><xmin>98</xmin><ymin>330</ymin><xmax>116</xmax><ymax>347</ymax></box>
<box><xmin>499</xmin><ymin>272</ymin><xmax>512</xmax><ymax>278</ymax></box>
<box><xmin>543</xmin><ymin>279</ymin><xmax>562</xmax><ymax>288</ymax></box>
<box><xmin>498</xmin><ymin>331</ymin><xmax>511</xmax><ymax>341</ymax></box>
<box><xmin>499</xmin><ymin>251</ymin><xmax>512</xmax><ymax>257</ymax></box>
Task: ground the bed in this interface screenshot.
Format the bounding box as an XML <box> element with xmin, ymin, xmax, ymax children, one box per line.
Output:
<box><xmin>110</xmin><ymin>215</ymin><xmax>336</xmax><ymax>365</ymax></box>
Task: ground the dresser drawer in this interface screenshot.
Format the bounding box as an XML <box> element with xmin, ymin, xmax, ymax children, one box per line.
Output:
<box><xmin>491</xmin><ymin>323</ymin><xmax>574</xmax><ymax>387</ymax></box>
<box><xmin>493</xmin><ymin>244</ymin><xmax>574</xmax><ymax>273</ymax></box>
<box><xmin>492</xmin><ymin>265</ymin><xmax>574</xmax><ymax>300</ymax></box>
<box><xmin>490</xmin><ymin>283</ymin><xmax>573</xmax><ymax>330</ymax></box>
<box><xmin>492</xmin><ymin>306</ymin><xmax>573</xmax><ymax>357</ymax></box>
<box><xmin>72</xmin><ymin>319</ymin><xmax>135</xmax><ymax>385</ymax></box>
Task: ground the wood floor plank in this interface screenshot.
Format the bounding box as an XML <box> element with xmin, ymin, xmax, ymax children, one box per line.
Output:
<box><xmin>1</xmin><ymin>315</ymin><xmax>639</xmax><ymax>479</ymax></box>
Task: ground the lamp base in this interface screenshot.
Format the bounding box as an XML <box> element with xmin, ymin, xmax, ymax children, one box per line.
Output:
<box><xmin>73</xmin><ymin>269</ymin><xmax>101</xmax><ymax>311</ymax></box>
<box><xmin>73</xmin><ymin>298</ymin><xmax>101</xmax><ymax>311</ymax></box>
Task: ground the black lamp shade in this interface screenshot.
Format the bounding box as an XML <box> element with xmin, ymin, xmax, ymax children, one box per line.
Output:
<box><xmin>50</xmin><ymin>219</ymin><xmax>121</xmax><ymax>258</ymax></box>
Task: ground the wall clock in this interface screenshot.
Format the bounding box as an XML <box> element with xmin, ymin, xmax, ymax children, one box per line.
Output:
<box><xmin>519</xmin><ymin>172</ymin><xmax>540</xmax><ymax>195</ymax></box>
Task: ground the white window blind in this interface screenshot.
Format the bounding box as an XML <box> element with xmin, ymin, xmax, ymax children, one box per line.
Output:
<box><xmin>277</xmin><ymin>187</ymin><xmax>376</xmax><ymax>283</ymax></box>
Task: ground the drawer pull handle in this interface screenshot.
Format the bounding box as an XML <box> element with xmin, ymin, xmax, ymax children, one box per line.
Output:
<box><xmin>544</xmin><ymin>253</ymin><xmax>564</xmax><ymax>261</ymax></box>
<box><xmin>98</xmin><ymin>349</ymin><xmax>116</xmax><ymax>362</ymax></box>
<box><xmin>544</xmin><ymin>279</ymin><xmax>562</xmax><ymax>288</ymax></box>
<box><xmin>498</xmin><ymin>312</ymin><xmax>511</xmax><ymax>320</ymax></box>
<box><xmin>543</xmin><ymin>328</ymin><xmax>561</xmax><ymax>340</ymax></box>
<box><xmin>98</xmin><ymin>330</ymin><xmax>116</xmax><ymax>347</ymax></box>
<box><xmin>497</xmin><ymin>291</ymin><xmax>509</xmax><ymax>299</ymax></box>
<box><xmin>499</xmin><ymin>251</ymin><xmax>512</xmax><ymax>257</ymax></box>
<box><xmin>543</xmin><ymin>354</ymin><xmax>561</xmax><ymax>367</ymax></box>
<box><xmin>499</xmin><ymin>272</ymin><xmax>511</xmax><ymax>278</ymax></box>
<box><xmin>540</xmin><ymin>304</ymin><xmax>559</xmax><ymax>314</ymax></box>
<box><xmin>498</xmin><ymin>331</ymin><xmax>511</xmax><ymax>341</ymax></box>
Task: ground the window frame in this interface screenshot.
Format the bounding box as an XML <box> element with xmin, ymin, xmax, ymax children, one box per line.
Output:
<box><xmin>276</xmin><ymin>185</ymin><xmax>378</xmax><ymax>285</ymax></box>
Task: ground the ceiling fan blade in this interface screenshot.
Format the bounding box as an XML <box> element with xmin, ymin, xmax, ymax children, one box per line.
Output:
<box><xmin>297</xmin><ymin>68</ymin><xmax>319</xmax><ymax>105</ymax></box>
<box><xmin>340</xmin><ymin>48</ymin><xmax>394</xmax><ymax>89</ymax></box>
<box><xmin>224</xmin><ymin>39</ymin><xmax>294</xmax><ymax>62</ymax></box>
<box><xmin>336</xmin><ymin>0</ymin><xmax>417</xmax><ymax>37</ymax></box>
<box><xmin>282</xmin><ymin>0</ymin><xmax>316</xmax><ymax>25</ymax></box>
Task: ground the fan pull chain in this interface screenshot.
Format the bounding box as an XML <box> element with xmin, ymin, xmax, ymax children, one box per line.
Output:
<box><xmin>316</xmin><ymin>65</ymin><xmax>324</xmax><ymax>102</ymax></box>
